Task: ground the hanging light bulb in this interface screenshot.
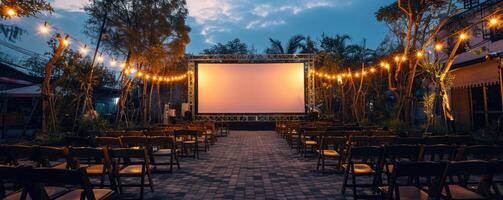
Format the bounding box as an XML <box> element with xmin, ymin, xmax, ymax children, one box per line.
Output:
<box><xmin>137</xmin><ymin>71</ymin><xmax>143</xmax><ymax>77</ymax></box>
<box><xmin>459</xmin><ymin>32</ymin><xmax>468</xmax><ymax>40</ymax></box>
<box><xmin>370</xmin><ymin>67</ymin><xmax>376</xmax><ymax>73</ymax></box>
<box><xmin>5</xmin><ymin>7</ymin><xmax>16</xmax><ymax>17</ymax></box>
<box><xmin>488</xmin><ymin>17</ymin><xmax>499</xmax><ymax>27</ymax></box>
<box><xmin>38</xmin><ymin>22</ymin><xmax>50</xmax><ymax>35</ymax></box>
<box><xmin>79</xmin><ymin>45</ymin><xmax>89</xmax><ymax>55</ymax></box>
<box><xmin>109</xmin><ymin>59</ymin><xmax>117</xmax><ymax>67</ymax></box>
<box><xmin>434</xmin><ymin>43</ymin><xmax>443</xmax><ymax>51</ymax></box>
<box><xmin>97</xmin><ymin>54</ymin><xmax>105</xmax><ymax>63</ymax></box>
<box><xmin>416</xmin><ymin>51</ymin><xmax>424</xmax><ymax>58</ymax></box>
<box><xmin>119</xmin><ymin>63</ymin><xmax>126</xmax><ymax>69</ymax></box>
<box><xmin>62</xmin><ymin>37</ymin><xmax>70</xmax><ymax>46</ymax></box>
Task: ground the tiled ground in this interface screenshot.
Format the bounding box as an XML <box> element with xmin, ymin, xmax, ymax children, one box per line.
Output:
<box><xmin>119</xmin><ymin>131</ymin><xmax>362</xmax><ymax>200</ymax></box>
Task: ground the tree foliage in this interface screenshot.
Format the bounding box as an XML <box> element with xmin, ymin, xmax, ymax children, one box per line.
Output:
<box><xmin>202</xmin><ymin>38</ymin><xmax>252</xmax><ymax>54</ymax></box>
<box><xmin>0</xmin><ymin>0</ymin><xmax>53</xmax><ymax>41</ymax></box>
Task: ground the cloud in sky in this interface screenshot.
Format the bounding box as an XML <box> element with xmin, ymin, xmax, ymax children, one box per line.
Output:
<box><xmin>51</xmin><ymin>0</ymin><xmax>87</xmax><ymax>12</ymax></box>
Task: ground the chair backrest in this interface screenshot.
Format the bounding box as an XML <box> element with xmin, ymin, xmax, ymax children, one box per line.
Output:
<box><xmin>124</xmin><ymin>130</ymin><xmax>144</xmax><ymax>136</ymax></box>
<box><xmin>28</xmin><ymin>167</ymin><xmax>97</xmax><ymax>200</ymax></box>
<box><xmin>419</xmin><ymin>144</ymin><xmax>457</xmax><ymax>161</ymax></box>
<box><xmin>95</xmin><ymin>137</ymin><xmax>123</xmax><ymax>148</ymax></box>
<box><xmin>445</xmin><ymin>160</ymin><xmax>489</xmax><ymax>177</ymax></box>
<box><xmin>120</xmin><ymin>136</ymin><xmax>148</xmax><ymax>148</ymax></box>
<box><xmin>347</xmin><ymin>146</ymin><xmax>382</xmax><ymax>164</ymax></box>
<box><xmin>144</xmin><ymin>130</ymin><xmax>166</xmax><ymax>137</ymax></box>
<box><xmin>318</xmin><ymin>134</ymin><xmax>346</xmax><ymax>152</ymax></box>
<box><xmin>64</xmin><ymin>136</ymin><xmax>93</xmax><ymax>147</ymax></box>
<box><xmin>104</xmin><ymin>130</ymin><xmax>126</xmax><ymax>137</ymax></box>
<box><xmin>397</xmin><ymin>137</ymin><xmax>424</xmax><ymax>144</ymax></box>
<box><xmin>386</xmin><ymin>161</ymin><xmax>448</xmax><ymax>200</ymax></box>
<box><xmin>4</xmin><ymin>145</ymin><xmax>39</xmax><ymax>166</ymax></box>
<box><xmin>38</xmin><ymin>146</ymin><xmax>69</xmax><ymax>167</ymax></box>
<box><xmin>349</xmin><ymin>135</ymin><xmax>370</xmax><ymax>146</ymax></box>
<box><xmin>108</xmin><ymin>148</ymin><xmax>149</xmax><ymax>160</ymax></box>
<box><xmin>424</xmin><ymin>136</ymin><xmax>450</xmax><ymax>145</ymax></box>
<box><xmin>69</xmin><ymin>147</ymin><xmax>112</xmax><ymax>169</ymax></box>
<box><xmin>383</xmin><ymin>144</ymin><xmax>421</xmax><ymax>162</ymax></box>
<box><xmin>456</xmin><ymin>145</ymin><xmax>499</xmax><ymax>160</ymax></box>
<box><xmin>369</xmin><ymin>136</ymin><xmax>397</xmax><ymax>146</ymax></box>
<box><xmin>174</xmin><ymin>129</ymin><xmax>199</xmax><ymax>137</ymax></box>
<box><xmin>448</xmin><ymin>135</ymin><xmax>472</xmax><ymax>145</ymax></box>
<box><xmin>148</xmin><ymin>136</ymin><xmax>175</xmax><ymax>149</ymax></box>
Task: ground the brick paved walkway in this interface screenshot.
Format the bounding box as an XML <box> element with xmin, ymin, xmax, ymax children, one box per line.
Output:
<box><xmin>123</xmin><ymin>131</ymin><xmax>352</xmax><ymax>200</ymax></box>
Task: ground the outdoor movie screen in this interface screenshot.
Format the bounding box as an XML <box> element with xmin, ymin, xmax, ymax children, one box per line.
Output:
<box><xmin>197</xmin><ymin>63</ymin><xmax>305</xmax><ymax>114</ymax></box>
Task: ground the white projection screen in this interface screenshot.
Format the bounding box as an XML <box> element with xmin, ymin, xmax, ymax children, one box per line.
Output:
<box><xmin>197</xmin><ymin>63</ymin><xmax>305</xmax><ymax>113</ymax></box>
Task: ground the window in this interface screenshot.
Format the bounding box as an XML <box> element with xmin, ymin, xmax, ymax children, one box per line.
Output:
<box><xmin>470</xmin><ymin>84</ymin><xmax>503</xmax><ymax>129</ymax></box>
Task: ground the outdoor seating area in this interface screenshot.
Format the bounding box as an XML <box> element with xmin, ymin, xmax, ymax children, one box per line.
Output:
<box><xmin>0</xmin><ymin>121</ymin><xmax>231</xmax><ymax>200</ymax></box>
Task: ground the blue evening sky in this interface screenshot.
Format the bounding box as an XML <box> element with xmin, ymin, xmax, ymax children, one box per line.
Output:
<box><xmin>2</xmin><ymin>0</ymin><xmax>394</xmax><ymax>62</ymax></box>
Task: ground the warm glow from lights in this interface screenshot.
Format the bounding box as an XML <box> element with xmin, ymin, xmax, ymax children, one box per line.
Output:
<box><xmin>394</xmin><ymin>56</ymin><xmax>400</xmax><ymax>62</ymax></box>
<box><xmin>459</xmin><ymin>33</ymin><xmax>468</xmax><ymax>40</ymax></box>
<box><xmin>109</xmin><ymin>60</ymin><xmax>117</xmax><ymax>67</ymax></box>
<box><xmin>489</xmin><ymin>17</ymin><xmax>499</xmax><ymax>27</ymax></box>
<box><xmin>137</xmin><ymin>72</ymin><xmax>143</xmax><ymax>77</ymax></box>
<box><xmin>355</xmin><ymin>73</ymin><xmax>360</xmax><ymax>77</ymax></box>
<box><xmin>145</xmin><ymin>74</ymin><xmax>151</xmax><ymax>80</ymax></box>
<box><xmin>5</xmin><ymin>8</ymin><xmax>16</xmax><ymax>17</ymax></box>
<box><xmin>400</xmin><ymin>55</ymin><xmax>406</xmax><ymax>61</ymax></box>
<box><xmin>416</xmin><ymin>51</ymin><xmax>423</xmax><ymax>58</ymax></box>
<box><xmin>119</xmin><ymin>63</ymin><xmax>126</xmax><ymax>69</ymax></box>
<box><xmin>124</xmin><ymin>69</ymin><xmax>130</xmax><ymax>74</ymax></box>
<box><xmin>370</xmin><ymin>68</ymin><xmax>376</xmax><ymax>73</ymax></box>
<box><xmin>62</xmin><ymin>38</ymin><xmax>70</xmax><ymax>46</ymax></box>
<box><xmin>435</xmin><ymin>43</ymin><xmax>443</xmax><ymax>51</ymax></box>
<box><xmin>38</xmin><ymin>22</ymin><xmax>50</xmax><ymax>35</ymax></box>
<box><xmin>97</xmin><ymin>55</ymin><xmax>104</xmax><ymax>63</ymax></box>
<box><xmin>380</xmin><ymin>62</ymin><xmax>386</xmax><ymax>67</ymax></box>
<box><xmin>79</xmin><ymin>45</ymin><xmax>89</xmax><ymax>55</ymax></box>
<box><xmin>385</xmin><ymin>63</ymin><xmax>391</xmax><ymax>70</ymax></box>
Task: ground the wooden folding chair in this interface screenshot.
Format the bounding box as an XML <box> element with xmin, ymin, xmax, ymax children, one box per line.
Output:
<box><xmin>174</xmin><ymin>130</ymin><xmax>199</xmax><ymax>159</ymax></box>
<box><xmin>3</xmin><ymin>145</ymin><xmax>39</xmax><ymax>167</ymax></box>
<box><xmin>442</xmin><ymin>160</ymin><xmax>492</xmax><ymax>200</ymax></box>
<box><xmin>419</xmin><ymin>144</ymin><xmax>457</xmax><ymax>162</ymax></box>
<box><xmin>69</xmin><ymin>147</ymin><xmax>115</xmax><ymax>190</ymax></box>
<box><xmin>341</xmin><ymin>146</ymin><xmax>383</xmax><ymax>199</ymax></box>
<box><xmin>380</xmin><ymin>161</ymin><xmax>448</xmax><ymax>200</ymax></box>
<box><xmin>28</xmin><ymin>167</ymin><xmax>115</xmax><ymax>200</ymax></box>
<box><xmin>108</xmin><ymin>148</ymin><xmax>154</xmax><ymax>200</ymax></box>
<box><xmin>95</xmin><ymin>137</ymin><xmax>123</xmax><ymax>148</ymax></box>
<box><xmin>38</xmin><ymin>146</ymin><xmax>70</xmax><ymax>169</ymax></box>
<box><xmin>489</xmin><ymin>160</ymin><xmax>503</xmax><ymax>199</ymax></box>
<box><xmin>301</xmin><ymin>130</ymin><xmax>322</xmax><ymax>158</ymax></box>
<box><xmin>148</xmin><ymin>136</ymin><xmax>180</xmax><ymax>173</ymax></box>
<box><xmin>316</xmin><ymin>132</ymin><xmax>346</xmax><ymax>174</ymax></box>
<box><xmin>382</xmin><ymin>144</ymin><xmax>421</xmax><ymax>183</ymax></box>
<box><xmin>455</xmin><ymin>145</ymin><xmax>500</xmax><ymax>161</ymax></box>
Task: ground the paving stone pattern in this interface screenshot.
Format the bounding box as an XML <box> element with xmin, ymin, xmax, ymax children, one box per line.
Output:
<box><xmin>120</xmin><ymin>131</ymin><xmax>358</xmax><ymax>200</ymax></box>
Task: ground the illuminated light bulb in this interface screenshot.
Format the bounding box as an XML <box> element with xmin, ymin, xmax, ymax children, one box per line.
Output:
<box><xmin>401</xmin><ymin>55</ymin><xmax>407</xmax><ymax>61</ymax></box>
<box><xmin>355</xmin><ymin>73</ymin><xmax>360</xmax><ymax>77</ymax></box>
<box><xmin>79</xmin><ymin>45</ymin><xmax>89</xmax><ymax>55</ymax></box>
<box><xmin>124</xmin><ymin>69</ymin><xmax>130</xmax><ymax>74</ymax></box>
<box><xmin>370</xmin><ymin>68</ymin><xmax>376</xmax><ymax>73</ymax></box>
<box><xmin>145</xmin><ymin>74</ymin><xmax>151</xmax><ymax>80</ymax></box>
<box><xmin>119</xmin><ymin>63</ymin><xmax>126</xmax><ymax>69</ymax></box>
<box><xmin>39</xmin><ymin>22</ymin><xmax>50</xmax><ymax>35</ymax></box>
<box><xmin>97</xmin><ymin>54</ymin><xmax>105</xmax><ymax>63</ymax></box>
<box><xmin>416</xmin><ymin>51</ymin><xmax>423</xmax><ymax>58</ymax></box>
<box><xmin>62</xmin><ymin>38</ymin><xmax>70</xmax><ymax>46</ymax></box>
<box><xmin>380</xmin><ymin>62</ymin><xmax>386</xmax><ymax>67</ymax></box>
<box><xmin>489</xmin><ymin>17</ymin><xmax>499</xmax><ymax>27</ymax></box>
<box><xmin>130</xmin><ymin>68</ymin><xmax>136</xmax><ymax>73</ymax></box>
<box><xmin>109</xmin><ymin>60</ymin><xmax>117</xmax><ymax>67</ymax></box>
<box><xmin>153</xmin><ymin>76</ymin><xmax>158</xmax><ymax>81</ymax></box>
<box><xmin>137</xmin><ymin>71</ymin><xmax>143</xmax><ymax>77</ymax></box>
<box><xmin>362</xmin><ymin>71</ymin><xmax>367</xmax><ymax>76</ymax></box>
<box><xmin>5</xmin><ymin>8</ymin><xmax>16</xmax><ymax>17</ymax></box>
<box><xmin>459</xmin><ymin>33</ymin><xmax>468</xmax><ymax>40</ymax></box>
<box><xmin>385</xmin><ymin>63</ymin><xmax>391</xmax><ymax>70</ymax></box>
<box><xmin>394</xmin><ymin>56</ymin><xmax>400</xmax><ymax>62</ymax></box>
<box><xmin>435</xmin><ymin>43</ymin><xmax>443</xmax><ymax>51</ymax></box>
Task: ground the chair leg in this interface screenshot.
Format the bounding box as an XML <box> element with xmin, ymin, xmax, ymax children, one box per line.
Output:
<box><xmin>351</xmin><ymin>171</ymin><xmax>358</xmax><ymax>200</ymax></box>
<box><xmin>140</xmin><ymin>171</ymin><xmax>145</xmax><ymax>200</ymax></box>
<box><xmin>322</xmin><ymin>156</ymin><xmax>325</xmax><ymax>174</ymax></box>
<box><xmin>342</xmin><ymin>167</ymin><xmax>349</xmax><ymax>194</ymax></box>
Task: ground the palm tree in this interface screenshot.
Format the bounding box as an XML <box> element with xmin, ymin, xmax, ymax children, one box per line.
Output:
<box><xmin>265</xmin><ymin>35</ymin><xmax>305</xmax><ymax>54</ymax></box>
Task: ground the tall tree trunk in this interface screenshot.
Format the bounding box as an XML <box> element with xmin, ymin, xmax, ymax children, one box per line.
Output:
<box><xmin>41</xmin><ymin>34</ymin><xmax>67</xmax><ymax>134</ymax></box>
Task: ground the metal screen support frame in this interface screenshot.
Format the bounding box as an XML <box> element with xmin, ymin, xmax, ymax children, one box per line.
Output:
<box><xmin>187</xmin><ymin>54</ymin><xmax>315</xmax><ymax>122</ymax></box>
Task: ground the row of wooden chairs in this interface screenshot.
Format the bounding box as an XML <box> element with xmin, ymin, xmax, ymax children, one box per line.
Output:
<box><xmin>0</xmin><ymin>145</ymin><xmax>154</xmax><ymax>199</ymax></box>
<box><xmin>0</xmin><ymin>165</ymin><xmax>116</xmax><ymax>200</ymax></box>
<box><xmin>326</xmin><ymin>143</ymin><xmax>503</xmax><ymax>200</ymax></box>
<box><xmin>378</xmin><ymin>160</ymin><xmax>503</xmax><ymax>200</ymax></box>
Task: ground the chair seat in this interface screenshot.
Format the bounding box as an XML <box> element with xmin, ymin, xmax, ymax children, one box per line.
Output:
<box><xmin>82</xmin><ymin>164</ymin><xmax>105</xmax><ymax>175</ymax></box>
<box><xmin>316</xmin><ymin>150</ymin><xmax>339</xmax><ymax>157</ymax></box>
<box><xmin>342</xmin><ymin>164</ymin><xmax>375</xmax><ymax>174</ymax></box>
<box><xmin>379</xmin><ymin>186</ymin><xmax>429</xmax><ymax>200</ymax></box>
<box><xmin>183</xmin><ymin>140</ymin><xmax>196</xmax><ymax>144</ymax></box>
<box><xmin>153</xmin><ymin>149</ymin><xmax>177</xmax><ymax>155</ymax></box>
<box><xmin>6</xmin><ymin>187</ymin><xmax>68</xmax><ymax>200</ymax></box>
<box><xmin>442</xmin><ymin>185</ymin><xmax>487</xmax><ymax>200</ymax></box>
<box><xmin>304</xmin><ymin>140</ymin><xmax>317</xmax><ymax>145</ymax></box>
<box><xmin>56</xmin><ymin>189</ymin><xmax>114</xmax><ymax>200</ymax></box>
<box><xmin>51</xmin><ymin>162</ymin><xmax>67</xmax><ymax>169</ymax></box>
<box><xmin>119</xmin><ymin>164</ymin><xmax>143</xmax><ymax>174</ymax></box>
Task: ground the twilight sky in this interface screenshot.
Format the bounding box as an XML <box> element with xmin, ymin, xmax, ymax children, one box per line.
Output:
<box><xmin>3</xmin><ymin>0</ymin><xmax>394</xmax><ymax>60</ymax></box>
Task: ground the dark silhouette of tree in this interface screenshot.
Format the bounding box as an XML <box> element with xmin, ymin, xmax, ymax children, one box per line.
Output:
<box><xmin>202</xmin><ymin>38</ymin><xmax>251</xmax><ymax>54</ymax></box>
<box><xmin>265</xmin><ymin>35</ymin><xmax>305</xmax><ymax>54</ymax></box>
